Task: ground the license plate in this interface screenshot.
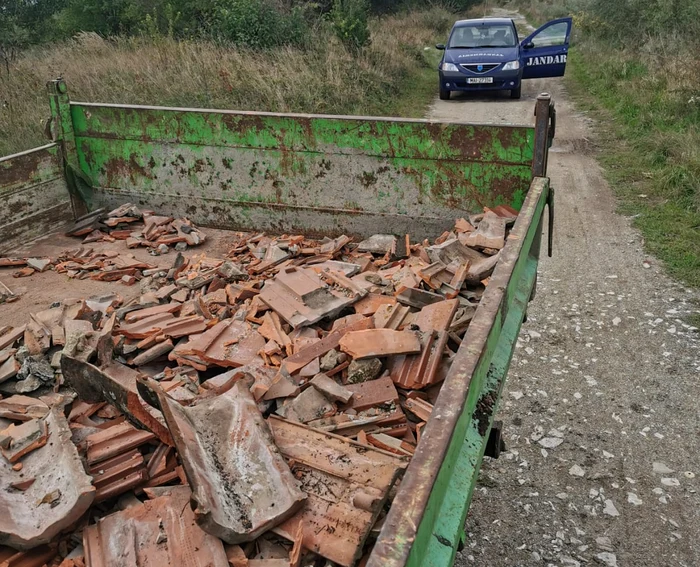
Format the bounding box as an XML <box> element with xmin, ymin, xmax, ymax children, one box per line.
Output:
<box><xmin>467</xmin><ymin>77</ymin><xmax>493</xmax><ymax>84</ymax></box>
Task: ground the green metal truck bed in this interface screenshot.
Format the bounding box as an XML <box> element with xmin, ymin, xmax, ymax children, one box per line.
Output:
<box><xmin>0</xmin><ymin>79</ymin><xmax>555</xmax><ymax>567</ymax></box>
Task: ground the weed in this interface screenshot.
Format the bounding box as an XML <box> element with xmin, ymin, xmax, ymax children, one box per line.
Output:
<box><xmin>506</xmin><ymin>0</ymin><xmax>700</xmax><ymax>288</ymax></box>
<box><xmin>686</xmin><ymin>313</ymin><xmax>700</xmax><ymax>332</ymax></box>
<box><xmin>331</xmin><ymin>0</ymin><xmax>371</xmax><ymax>51</ymax></box>
<box><xmin>0</xmin><ymin>8</ymin><xmax>452</xmax><ymax>157</ymax></box>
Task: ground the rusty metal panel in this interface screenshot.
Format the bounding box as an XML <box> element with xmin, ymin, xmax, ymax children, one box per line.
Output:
<box><xmin>68</xmin><ymin>103</ymin><xmax>535</xmax><ymax>239</ymax></box>
<box><xmin>0</xmin><ymin>144</ymin><xmax>73</xmax><ymax>254</ymax></box>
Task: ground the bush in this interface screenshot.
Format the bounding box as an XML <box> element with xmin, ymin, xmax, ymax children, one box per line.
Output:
<box><xmin>57</xmin><ymin>0</ymin><xmax>142</xmax><ymax>37</ymax></box>
<box><xmin>214</xmin><ymin>0</ymin><xmax>310</xmax><ymax>48</ymax></box>
<box><xmin>330</xmin><ymin>0</ymin><xmax>371</xmax><ymax>50</ymax></box>
<box><xmin>430</xmin><ymin>0</ymin><xmax>483</xmax><ymax>12</ymax></box>
<box><xmin>53</xmin><ymin>0</ymin><xmax>311</xmax><ymax>48</ymax></box>
<box><xmin>588</xmin><ymin>0</ymin><xmax>700</xmax><ymax>43</ymax></box>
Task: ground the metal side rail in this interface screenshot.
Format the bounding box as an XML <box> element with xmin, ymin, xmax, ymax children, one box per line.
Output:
<box><xmin>369</xmin><ymin>176</ymin><xmax>550</xmax><ymax>567</ymax></box>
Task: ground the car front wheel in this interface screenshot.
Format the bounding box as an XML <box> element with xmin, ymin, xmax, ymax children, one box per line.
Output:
<box><xmin>439</xmin><ymin>87</ymin><xmax>451</xmax><ymax>100</ymax></box>
<box><xmin>510</xmin><ymin>85</ymin><xmax>521</xmax><ymax>99</ymax></box>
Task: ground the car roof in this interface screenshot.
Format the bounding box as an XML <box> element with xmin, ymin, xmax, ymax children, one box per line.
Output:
<box><xmin>453</xmin><ymin>17</ymin><xmax>514</xmax><ymax>27</ymax></box>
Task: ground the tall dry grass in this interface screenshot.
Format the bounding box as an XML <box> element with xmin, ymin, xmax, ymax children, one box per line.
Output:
<box><xmin>0</xmin><ymin>8</ymin><xmax>452</xmax><ymax>156</ymax></box>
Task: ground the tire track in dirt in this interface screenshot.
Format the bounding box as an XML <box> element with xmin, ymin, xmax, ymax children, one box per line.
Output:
<box><xmin>428</xmin><ymin>9</ymin><xmax>700</xmax><ymax>567</ymax></box>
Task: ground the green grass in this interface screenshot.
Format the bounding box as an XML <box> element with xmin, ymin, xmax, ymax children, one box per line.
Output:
<box><xmin>687</xmin><ymin>312</ymin><xmax>700</xmax><ymax>331</ymax></box>
<box><xmin>503</xmin><ymin>0</ymin><xmax>700</xmax><ymax>288</ymax></box>
<box><xmin>375</xmin><ymin>47</ymin><xmax>443</xmax><ymax>118</ymax></box>
<box><xmin>565</xmin><ymin>47</ymin><xmax>700</xmax><ymax>287</ymax></box>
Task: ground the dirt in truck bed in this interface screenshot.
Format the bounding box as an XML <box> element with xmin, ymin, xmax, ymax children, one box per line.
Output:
<box><xmin>0</xmin><ymin>202</ymin><xmax>515</xmax><ymax>566</ymax></box>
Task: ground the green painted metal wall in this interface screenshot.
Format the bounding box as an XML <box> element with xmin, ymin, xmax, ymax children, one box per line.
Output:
<box><xmin>369</xmin><ymin>177</ymin><xmax>549</xmax><ymax>567</ymax></box>
<box><xmin>69</xmin><ymin>102</ymin><xmax>535</xmax><ymax>239</ymax></box>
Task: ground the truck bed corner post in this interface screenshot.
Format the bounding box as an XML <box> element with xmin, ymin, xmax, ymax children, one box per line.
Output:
<box><xmin>47</xmin><ymin>78</ymin><xmax>91</xmax><ymax>218</ymax></box>
<box><xmin>532</xmin><ymin>92</ymin><xmax>553</xmax><ymax>178</ymax></box>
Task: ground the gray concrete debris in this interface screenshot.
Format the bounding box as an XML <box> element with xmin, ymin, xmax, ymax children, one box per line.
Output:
<box><xmin>18</xmin><ymin>355</ymin><xmax>54</xmax><ymax>384</ymax></box>
<box><xmin>26</xmin><ymin>258</ymin><xmax>52</xmax><ymax>272</ymax></box>
<box><xmin>627</xmin><ymin>492</ymin><xmax>643</xmax><ymax>506</ymax></box>
<box><xmin>595</xmin><ymin>552</ymin><xmax>618</xmax><ymax>567</ymax></box>
<box><xmin>595</xmin><ymin>536</ymin><xmax>614</xmax><ymax>551</ymax></box>
<box><xmin>276</xmin><ymin>385</ymin><xmax>335</xmax><ymax>423</ymax></box>
<box><xmin>310</xmin><ymin>373</ymin><xmax>353</xmax><ymax>403</ymax></box>
<box><xmin>602</xmin><ymin>499</ymin><xmax>620</xmax><ymax>517</ymax></box>
<box><xmin>569</xmin><ymin>464</ymin><xmax>585</xmax><ymax>477</ymax></box>
<box><xmin>217</xmin><ymin>260</ymin><xmax>247</xmax><ymax>281</ymax></box>
<box><xmin>652</xmin><ymin>461</ymin><xmax>674</xmax><ymax>474</ymax></box>
<box><xmin>347</xmin><ymin>358</ymin><xmax>383</xmax><ymax>384</ymax></box>
<box><xmin>320</xmin><ymin>349</ymin><xmax>347</xmax><ymax>372</ymax></box>
<box><xmin>538</xmin><ymin>436</ymin><xmax>563</xmax><ymax>449</ymax></box>
<box><xmin>357</xmin><ymin>234</ymin><xmax>397</xmax><ymax>255</ymax></box>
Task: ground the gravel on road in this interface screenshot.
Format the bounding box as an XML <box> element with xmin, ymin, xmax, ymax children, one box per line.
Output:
<box><xmin>428</xmin><ymin>10</ymin><xmax>700</xmax><ymax>567</ymax></box>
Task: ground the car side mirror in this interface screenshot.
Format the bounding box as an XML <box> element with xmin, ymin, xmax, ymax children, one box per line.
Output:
<box><xmin>522</xmin><ymin>41</ymin><xmax>535</xmax><ymax>49</ymax></box>
<box><xmin>436</xmin><ymin>44</ymin><xmax>446</xmax><ymax>50</ymax></box>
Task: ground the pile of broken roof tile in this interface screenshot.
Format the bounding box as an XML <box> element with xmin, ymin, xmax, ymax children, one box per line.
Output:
<box><xmin>0</xmin><ymin>205</ymin><xmax>517</xmax><ymax>567</ymax></box>
<box><xmin>3</xmin><ymin>203</ymin><xmax>206</xmax><ymax>282</ymax></box>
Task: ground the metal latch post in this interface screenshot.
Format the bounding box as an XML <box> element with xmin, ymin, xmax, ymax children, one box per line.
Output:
<box><xmin>548</xmin><ymin>186</ymin><xmax>555</xmax><ymax>258</ymax></box>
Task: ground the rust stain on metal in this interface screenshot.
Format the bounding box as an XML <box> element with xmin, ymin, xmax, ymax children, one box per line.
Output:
<box><xmin>102</xmin><ymin>155</ymin><xmax>156</xmax><ymax>187</ymax></box>
<box><xmin>474</xmin><ymin>390</ymin><xmax>497</xmax><ymax>436</ymax></box>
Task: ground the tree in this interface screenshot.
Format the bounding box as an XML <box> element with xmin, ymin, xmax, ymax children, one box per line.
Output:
<box><xmin>330</xmin><ymin>0</ymin><xmax>370</xmax><ymax>51</ymax></box>
<box><xmin>0</xmin><ymin>0</ymin><xmax>69</xmax><ymax>72</ymax></box>
<box><xmin>0</xmin><ymin>13</ymin><xmax>29</xmax><ymax>74</ymax></box>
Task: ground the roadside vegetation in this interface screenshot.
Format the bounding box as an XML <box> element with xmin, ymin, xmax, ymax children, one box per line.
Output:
<box><xmin>0</xmin><ymin>0</ymin><xmax>474</xmax><ymax>156</ymax></box>
<box><xmin>508</xmin><ymin>0</ymin><xmax>700</xmax><ymax>287</ymax></box>
<box><xmin>5</xmin><ymin>0</ymin><xmax>697</xmax><ymax>288</ymax></box>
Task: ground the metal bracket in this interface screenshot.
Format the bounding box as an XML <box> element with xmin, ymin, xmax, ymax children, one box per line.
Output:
<box><xmin>532</xmin><ymin>93</ymin><xmax>553</xmax><ymax>178</ymax></box>
<box><xmin>457</xmin><ymin>529</ymin><xmax>467</xmax><ymax>552</ymax></box>
<box><xmin>547</xmin><ymin>186</ymin><xmax>555</xmax><ymax>258</ymax></box>
<box><xmin>548</xmin><ymin>102</ymin><xmax>557</xmax><ymax>148</ymax></box>
<box><xmin>47</xmin><ymin>78</ymin><xmax>93</xmax><ymax>217</ymax></box>
<box><xmin>484</xmin><ymin>420</ymin><xmax>506</xmax><ymax>459</ymax></box>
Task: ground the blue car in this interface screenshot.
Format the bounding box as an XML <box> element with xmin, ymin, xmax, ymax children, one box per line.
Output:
<box><xmin>436</xmin><ymin>16</ymin><xmax>573</xmax><ymax>100</ymax></box>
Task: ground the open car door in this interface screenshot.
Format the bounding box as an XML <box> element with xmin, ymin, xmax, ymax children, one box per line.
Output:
<box><xmin>521</xmin><ymin>17</ymin><xmax>573</xmax><ymax>79</ymax></box>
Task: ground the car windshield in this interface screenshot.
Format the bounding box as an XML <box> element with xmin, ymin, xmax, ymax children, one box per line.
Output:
<box><xmin>448</xmin><ymin>23</ymin><xmax>516</xmax><ymax>48</ymax></box>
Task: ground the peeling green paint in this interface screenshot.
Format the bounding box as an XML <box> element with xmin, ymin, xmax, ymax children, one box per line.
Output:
<box><xmin>65</xmin><ymin>101</ymin><xmax>537</xmax><ymax>232</ymax></box>
<box><xmin>70</xmin><ymin>104</ymin><xmax>534</xmax><ymax>164</ymax></box>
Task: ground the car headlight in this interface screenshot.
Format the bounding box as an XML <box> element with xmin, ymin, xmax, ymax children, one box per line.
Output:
<box><xmin>502</xmin><ymin>60</ymin><xmax>520</xmax><ymax>71</ymax></box>
<box><xmin>441</xmin><ymin>62</ymin><xmax>460</xmax><ymax>72</ymax></box>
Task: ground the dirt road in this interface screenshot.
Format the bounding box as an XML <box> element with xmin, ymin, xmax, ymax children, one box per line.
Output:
<box><xmin>429</xmin><ymin>10</ymin><xmax>700</xmax><ymax>567</ymax></box>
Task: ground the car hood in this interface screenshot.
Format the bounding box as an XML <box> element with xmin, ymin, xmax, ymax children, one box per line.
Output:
<box><xmin>445</xmin><ymin>46</ymin><xmax>519</xmax><ymax>65</ymax></box>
